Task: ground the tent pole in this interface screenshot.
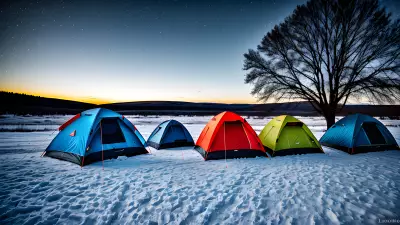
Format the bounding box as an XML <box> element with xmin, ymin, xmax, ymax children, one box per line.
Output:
<box><xmin>242</xmin><ymin>123</ymin><xmax>252</xmax><ymax>149</ymax></box>
<box><xmin>100</xmin><ymin>120</ymin><xmax>104</xmax><ymax>170</ymax></box>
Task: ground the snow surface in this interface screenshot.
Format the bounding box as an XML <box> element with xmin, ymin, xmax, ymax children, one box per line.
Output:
<box><xmin>0</xmin><ymin>115</ymin><xmax>399</xmax><ymax>225</ymax></box>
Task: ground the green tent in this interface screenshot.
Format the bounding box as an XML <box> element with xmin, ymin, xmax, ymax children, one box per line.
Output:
<box><xmin>259</xmin><ymin>115</ymin><xmax>323</xmax><ymax>157</ymax></box>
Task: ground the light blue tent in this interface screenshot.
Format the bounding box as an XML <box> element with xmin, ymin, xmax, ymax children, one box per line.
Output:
<box><xmin>45</xmin><ymin>108</ymin><xmax>147</xmax><ymax>166</ymax></box>
<box><xmin>147</xmin><ymin>120</ymin><xmax>194</xmax><ymax>149</ymax></box>
<box><xmin>320</xmin><ymin>113</ymin><xmax>399</xmax><ymax>154</ymax></box>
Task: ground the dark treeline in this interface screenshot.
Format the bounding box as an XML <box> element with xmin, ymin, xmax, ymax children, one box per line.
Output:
<box><xmin>1</xmin><ymin>91</ymin><xmax>399</xmax><ymax>118</ymax></box>
<box><xmin>0</xmin><ymin>91</ymin><xmax>94</xmax><ymax>115</ymax></box>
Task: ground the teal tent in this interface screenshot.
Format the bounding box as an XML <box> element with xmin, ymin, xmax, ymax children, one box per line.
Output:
<box><xmin>320</xmin><ymin>114</ymin><xmax>399</xmax><ymax>154</ymax></box>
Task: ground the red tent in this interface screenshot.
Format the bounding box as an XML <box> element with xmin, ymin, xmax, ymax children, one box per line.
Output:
<box><xmin>195</xmin><ymin>111</ymin><xmax>266</xmax><ymax>160</ymax></box>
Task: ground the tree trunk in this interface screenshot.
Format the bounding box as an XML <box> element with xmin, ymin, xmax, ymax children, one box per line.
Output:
<box><xmin>320</xmin><ymin>103</ymin><xmax>337</xmax><ymax>130</ymax></box>
<box><xmin>324</xmin><ymin>112</ymin><xmax>336</xmax><ymax>130</ymax></box>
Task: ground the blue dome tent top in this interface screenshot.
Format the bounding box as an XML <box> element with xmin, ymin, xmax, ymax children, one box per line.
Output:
<box><xmin>147</xmin><ymin>119</ymin><xmax>194</xmax><ymax>149</ymax></box>
<box><xmin>45</xmin><ymin>108</ymin><xmax>148</xmax><ymax>166</ymax></box>
<box><xmin>320</xmin><ymin>113</ymin><xmax>399</xmax><ymax>154</ymax></box>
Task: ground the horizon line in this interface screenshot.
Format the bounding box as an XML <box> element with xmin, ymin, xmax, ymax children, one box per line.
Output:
<box><xmin>1</xmin><ymin>90</ymin><xmax>269</xmax><ymax>105</ymax></box>
<box><xmin>2</xmin><ymin>91</ymin><xmax>396</xmax><ymax>106</ymax></box>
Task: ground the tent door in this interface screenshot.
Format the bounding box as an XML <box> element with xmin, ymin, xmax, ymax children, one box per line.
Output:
<box><xmin>100</xmin><ymin>118</ymin><xmax>126</xmax><ymax>144</ymax></box>
<box><xmin>165</xmin><ymin>125</ymin><xmax>187</xmax><ymax>143</ymax></box>
<box><xmin>277</xmin><ymin>126</ymin><xmax>316</xmax><ymax>149</ymax></box>
<box><xmin>362</xmin><ymin>122</ymin><xmax>386</xmax><ymax>145</ymax></box>
<box><xmin>224</xmin><ymin>121</ymin><xmax>250</xmax><ymax>150</ymax></box>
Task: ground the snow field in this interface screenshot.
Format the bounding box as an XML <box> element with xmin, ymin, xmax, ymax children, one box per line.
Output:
<box><xmin>0</xmin><ymin>115</ymin><xmax>399</xmax><ymax>225</ymax></box>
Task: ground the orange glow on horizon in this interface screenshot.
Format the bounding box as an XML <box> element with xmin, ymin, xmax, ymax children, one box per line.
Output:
<box><xmin>1</xmin><ymin>88</ymin><xmax>110</xmax><ymax>104</ymax></box>
<box><xmin>1</xmin><ymin>89</ymin><xmax>259</xmax><ymax>105</ymax></box>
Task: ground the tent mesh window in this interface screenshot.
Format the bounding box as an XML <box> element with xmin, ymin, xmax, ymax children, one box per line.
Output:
<box><xmin>101</xmin><ymin>118</ymin><xmax>126</xmax><ymax>144</ymax></box>
<box><xmin>362</xmin><ymin>122</ymin><xmax>386</xmax><ymax>145</ymax></box>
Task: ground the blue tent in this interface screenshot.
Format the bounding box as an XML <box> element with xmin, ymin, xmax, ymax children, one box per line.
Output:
<box><xmin>45</xmin><ymin>108</ymin><xmax>148</xmax><ymax>166</ymax></box>
<box><xmin>320</xmin><ymin>113</ymin><xmax>399</xmax><ymax>154</ymax></box>
<box><xmin>147</xmin><ymin>120</ymin><xmax>194</xmax><ymax>149</ymax></box>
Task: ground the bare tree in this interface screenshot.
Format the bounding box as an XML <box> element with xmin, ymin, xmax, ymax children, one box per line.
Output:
<box><xmin>244</xmin><ymin>0</ymin><xmax>400</xmax><ymax>128</ymax></box>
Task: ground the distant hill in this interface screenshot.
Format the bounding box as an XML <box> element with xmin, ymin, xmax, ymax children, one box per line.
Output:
<box><xmin>0</xmin><ymin>91</ymin><xmax>95</xmax><ymax>115</ymax></box>
<box><xmin>101</xmin><ymin>101</ymin><xmax>318</xmax><ymax>116</ymax></box>
<box><xmin>1</xmin><ymin>91</ymin><xmax>399</xmax><ymax>117</ymax></box>
<box><xmin>102</xmin><ymin>101</ymin><xmax>400</xmax><ymax>117</ymax></box>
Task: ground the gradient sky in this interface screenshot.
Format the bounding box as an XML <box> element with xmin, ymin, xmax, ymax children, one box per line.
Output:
<box><xmin>1</xmin><ymin>0</ymin><xmax>399</xmax><ymax>104</ymax></box>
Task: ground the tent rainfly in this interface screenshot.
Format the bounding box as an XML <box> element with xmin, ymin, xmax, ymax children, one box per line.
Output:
<box><xmin>259</xmin><ymin>115</ymin><xmax>323</xmax><ymax>157</ymax></box>
<box><xmin>320</xmin><ymin>113</ymin><xmax>399</xmax><ymax>154</ymax></box>
<box><xmin>195</xmin><ymin>111</ymin><xmax>266</xmax><ymax>160</ymax></box>
<box><xmin>44</xmin><ymin>108</ymin><xmax>148</xmax><ymax>166</ymax></box>
<box><xmin>147</xmin><ymin>120</ymin><xmax>194</xmax><ymax>149</ymax></box>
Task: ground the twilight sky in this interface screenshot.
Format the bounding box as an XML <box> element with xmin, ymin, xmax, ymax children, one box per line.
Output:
<box><xmin>1</xmin><ymin>0</ymin><xmax>399</xmax><ymax>104</ymax></box>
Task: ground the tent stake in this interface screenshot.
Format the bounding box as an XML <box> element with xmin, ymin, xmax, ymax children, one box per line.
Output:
<box><xmin>81</xmin><ymin>156</ymin><xmax>85</xmax><ymax>168</ymax></box>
